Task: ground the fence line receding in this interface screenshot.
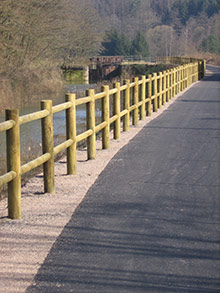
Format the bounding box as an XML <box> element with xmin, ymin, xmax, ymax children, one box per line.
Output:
<box><xmin>0</xmin><ymin>59</ymin><xmax>206</xmax><ymax>219</ymax></box>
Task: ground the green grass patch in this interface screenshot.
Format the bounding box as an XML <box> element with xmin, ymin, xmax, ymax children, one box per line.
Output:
<box><xmin>63</xmin><ymin>69</ymin><xmax>84</xmax><ymax>83</ymax></box>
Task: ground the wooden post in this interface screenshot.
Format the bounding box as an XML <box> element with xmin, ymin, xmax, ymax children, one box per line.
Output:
<box><xmin>113</xmin><ymin>82</ymin><xmax>121</xmax><ymax>139</ymax></box>
<box><xmin>147</xmin><ymin>74</ymin><xmax>152</xmax><ymax>116</ymax></box>
<box><xmin>41</xmin><ymin>100</ymin><xmax>55</xmax><ymax>194</ymax></box>
<box><xmin>102</xmin><ymin>85</ymin><xmax>110</xmax><ymax>149</ymax></box>
<box><xmin>153</xmin><ymin>73</ymin><xmax>158</xmax><ymax>112</ymax></box>
<box><xmin>185</xmin><ymin>64</ymin><xmax>188</xmax><ymax>88</ymax></box>
<box><xmin>140</xmin><ymin>75</ymin><xmax>146</xmax><ymax>120</ymax></box>
<box><xmin>83</xmin><ymin>66</ymin><xmax>89</xmax><ymax>84</ymax></box>
<box><xmin>158</xmin><ymin>72</ymin><xmax>163</xmax><ymax>108</ymax></box>
<box><xmin>176</xmin><ymin>68</ymin><xmax>178</xmax><ymax>95</ymax></box>
<box><xmin>183</xmin><ymin>65</ymin><xmax>186</xmax><ymax>90</ymax></box>
<box><xmin>194</xmin><ymin>63</ymin><xmax>197</xmax><ymax>82</ymax></box>
<box><xmin>198</xmin><ymin>61</ymin><xmax>202</xmax><ymax>80</ymax></box>
<box><xmin>86</xmin><ymin>89</ymin><xmax>96</xmax><ymax>159</ymax></box>
<box><xmin>166</xmin><ymin>70</ymin><xmax>170</xmax><ymax>101</ymax></box>
<box><xmin>182</xmin><ymin>65</ymin><xmax>185</xmax><ymax>89</ymax></box>
<box><xmin>179</xmin><ymin>66</ymin><xmax>181</xmax><ymax>90</ymax></box>
<box><xmin>186</xmin><ymin>64</ymin><xmax>189</xmax><ymax>87</ymax></box>
<box><xmin>66</xmin><ymin>93</ymin><xmax>76</xmax><ymax>175</ymax></box>
<box><xmin>181</xmin><ymin>66</ymin><xmax>184</xmax><ymax>91</ymax></box>
<box><xmin>173</xmin><ymin>69</ymin><xmax>176</xmax><ymax>97</ymax></box>
<box><xmin>189</xmin><ymin>64</ymin><xmax>192</xmax><ymax>85</ymax></box>
<box><xmin>197</xmin><ymin>62</ymin><xmax>199</xmax><ymax>81</ymax></box>
<box><xmin>164</xmin><ymin>70</ymin><xmax>169</xmax><ymax>103</ymax></box>
<box><xmin>6</xmin><ymin>109</ymin><xmax>21</xmax><ymax>219</ymax></box>
<box><xmin>170</xmin><ymin>69</ymin><xmax>172</xmax><ymax>98</ymax></box>
<box><xmin>175</xmin><ymin>68</ymin><xmax>178</xmax><ymax>95</ymax></box>
<box><xmin>124</xmin><ymin>79</ymin><xmax>130</xmax><ymax>131</ymax></box>
<box><xmin>177</xmin><ymin>67</ymin><xmax>180</xmax><ymax>94</ymax></box>
<box><xmin>133</xmin><ymin>77</ymin><xmax>139</xmax><ymax>126</ymax></box>
<box><xmin>202</xmin><ymin>60</ymin><xmax>206</xmax><ymax>78</ymax></box>
<box><xmin>196</xmin><ymin>63</ymin><xmax>199</xmax><ymax>82</ymax></box>
<box><xmin>179</xmin><ymin>66</ymin><xmax>182</xmax><ymax>92</ymax></box>
<box><xmin>162</xmin><ymin>71</ymin><xmax>166</xmax><ymax>104</ymax></box>
<box><xmin>192</xmin><ymin>63</ymin><xmax>195</xmax><ymax>83</ymax></box>
<box><xmin>195</xmin><ymin>63</ymin><xmax>197</xmax><ymax>82</ymax></box>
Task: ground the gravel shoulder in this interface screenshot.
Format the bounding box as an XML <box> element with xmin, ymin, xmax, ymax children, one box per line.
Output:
<box><xmin>0</xmin><ymin>83</ymin><xmax>199</xmax><ymax>293</ymax></box>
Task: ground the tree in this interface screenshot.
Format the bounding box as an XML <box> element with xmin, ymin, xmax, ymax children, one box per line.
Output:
<box><xmin>0</xmin><ymin>0</ymin><xmax>103</xmax><ymax>109</ymax></box>
<box><xmin>0</xmin><ymin>0</ymin><xmax>64</xmax><ymax>73</ymax></box>
<box><xmin>201</xmin><ymin>34</ymin><xmax>220</xmax><ymax>53</ymax></box>
<box><xmin>101</xmin><ymin>29</ymin><xmax>131</xmax><ymax>55</ymax></box>
<box><xmin>147</xmin><ymin>25</ymin><xmax>177</xmax><ymax>57</ymax></box>
<box><xmin>131</xmin><ymin>31</ymin><xmax>149</xmax><ymax>57</ymax></box>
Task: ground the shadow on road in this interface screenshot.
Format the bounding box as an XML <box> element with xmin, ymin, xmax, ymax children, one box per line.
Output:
<box><xmin>27</xmin><ymin>65</ymin><xmax>220</xmax><ymax>292</ymax></box>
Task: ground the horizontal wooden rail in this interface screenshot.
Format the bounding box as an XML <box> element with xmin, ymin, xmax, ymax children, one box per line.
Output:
<box><xmin>95</xmin><ymin>121</ymin><xmax>107</xmax><ymax>133</ymax></box>
<box><xmin>76</xmin><ymin>129</ymin><xmax>93</xmax><ymax>143</ymax></box>
<box><xmin>109</xmin><ymin>88</ymin><xmax>118</xmax><ymax>95</ymax></box>
<box><xmin>54</xmin><ymin>139</ymin><xmax>73</xmax><ymax>156</ymax></box>
<box><xmin>94</xmin><ymin>92</ymin><xmax>106</xmax><ymax>100</ymax></box>
<box><xmin>52</xmin><ymin>102</ymin><xmax>72</xmax><ymax>114</ymax></box>
<box><xmin>109</xmin><ymin>115</ymin><xmax>118</xmax><ymax>124</ymax></box>
<box><xmin>120</xmin><ymin>109</ymin><xmax>128</xmax><ymax>118</ymax></box>
<box><xmin>19</xmin><ymin>109</ymin><xmax>49</xmax><ymax>125</ymax></box>
<box><xmin>0</xmin><ymin>171</ymin><xmax>17</xmax><ymax>186</ymax></box>
<box><xmin>75</xmin><ymin>95</ymin><xmax>92</xmax><ymax>106</ymax></box>
<box><xmin>21</xmin><ymin>153</ymin><xmax>51</xmax><ymax>175</ymax></box>
<box><xmin>0</xmin><ymin>120</ymin><xmax>15</xmax><ymax>132</ymax></box>
<box><xmin>0</xmin><ymin>58</ymin><xmax>205</xmax><ymax>219</ymax></box>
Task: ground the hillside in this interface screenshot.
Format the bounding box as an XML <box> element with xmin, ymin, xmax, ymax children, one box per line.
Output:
<box><xmin>0</xmin><ymin>0</ymin><xmax>219</xmax><ymax>110</ymax></box>
<box><xmin>90</xmin><ymin>0</ymin><xmax>220</xmax><ymax>57</ymax></box>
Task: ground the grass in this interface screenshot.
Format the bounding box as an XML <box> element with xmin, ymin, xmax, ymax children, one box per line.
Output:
<box><xmin>63</xmin><ymin>69</ymin><xmax>84</xmax><ymax>83</ymax></box>
<box><xmin>131</xmin><ymin>64</ymin><xmax>173</xmax><ymax>76</ymax></box>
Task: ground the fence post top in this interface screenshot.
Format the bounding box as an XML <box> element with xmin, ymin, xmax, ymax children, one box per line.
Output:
<box><xmin>5</xmin><ymin>109</ymin><xmax>19</xmax><ymax>124</ymax></box>
<box><xmin>132</xmin><ymin>77</ymin><xmax>139</xmax><ymax>83</ymax></box>
<box><xmin>66</xmin><ymin>92</ymin><xmax>76</xmax><ymax>98</ymax></box>
<box><xmin>65</xmin><ymin>93</ymin><xmax>75</xmax><ymax>102</ymax></box>
<box><xmin>6</xmin><ymin>109</ymin><xmax>19</xmax><ymax>112</ymax></box>
<box><xmin>124</xmin><ymin>79</ymin><xmax>130</xmax><ymax>84</ymax></box>
<box><xmin>86</xmin><ymin>88</ymin><xmax>95</xmax><ymax>95</ymax></box>
<box><xmin>41</xmin><ymin>99</ymin><xmax>52</xmax><ymax>103</ymax></box>
<box><xmin>6</xmin><ymin>109</ymin><xmax>19</xmax><ymax>116</ymax></box>
<box><xmin>101</xmin><ymin>85</ymin><xmax>109</xmax><ymax>91</ymax></box>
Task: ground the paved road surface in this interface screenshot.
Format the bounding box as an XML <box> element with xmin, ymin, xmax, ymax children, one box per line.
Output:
<box><xmin>28</xmin><ymin>66</ymin><xmax>220</xmax><ymax>292</ymax></box>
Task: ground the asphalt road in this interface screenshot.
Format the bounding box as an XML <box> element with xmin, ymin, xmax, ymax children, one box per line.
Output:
<box><xmin>28</xmin><ymin>66</ymin><xmax>220</xmax><ymax>292</ymax></box>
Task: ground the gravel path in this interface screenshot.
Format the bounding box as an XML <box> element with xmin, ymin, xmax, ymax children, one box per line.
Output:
<box><xmin>0</xmin><ymin>80</ymin><xmax>202</xmax><ymax>293</ymax></box>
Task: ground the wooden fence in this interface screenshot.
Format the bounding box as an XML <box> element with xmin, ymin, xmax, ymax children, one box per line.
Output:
<box><xmin>0</xmin><ymin>60</ymin><xmax>205</xmax><ymax>219</ymax></box>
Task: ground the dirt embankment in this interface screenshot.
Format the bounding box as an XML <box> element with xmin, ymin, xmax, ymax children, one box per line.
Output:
<box><xmin>0</xmin><ymin>66</ymin><xmax>64</xmax><ymax>112</ymax></box>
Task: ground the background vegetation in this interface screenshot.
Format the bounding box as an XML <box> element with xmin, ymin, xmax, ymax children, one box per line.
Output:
<box><xmin>0</xmin><ymin>0</ymin><xmax>219</xmax><ymax>111</ymax></box>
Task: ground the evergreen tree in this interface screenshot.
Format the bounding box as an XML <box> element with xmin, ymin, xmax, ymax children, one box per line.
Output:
<box><xmin>172</xmin><ymin>0</ymin><xmax>220</xmax><ymax>24</ymax></box>
<box><xmin>131</xmin><ymin>31</ymin><xmax>149</xmax><ymax>57</ymax></box>
<box><xmin>201</xmin><ymin>34</ymin><xmax>220</xmax><ymax>54</ymax></box>
<box><xmin>101</xmin><ymin>29</ymin><xmax>131</xmax><ymax>55</ymax></box>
